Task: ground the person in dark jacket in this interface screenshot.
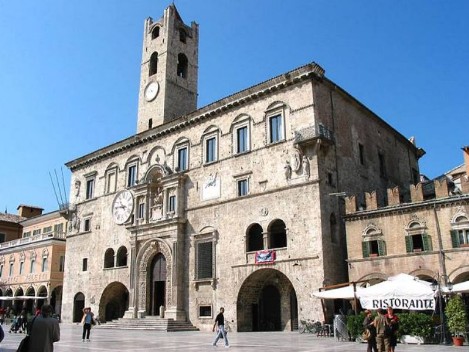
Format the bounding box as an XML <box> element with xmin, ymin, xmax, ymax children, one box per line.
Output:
<box><xmin>363</xmin><ymin>310</ymin><xmax>377</xmax><ymax>352</ymax></box>
<box><xmin>212</xmin><ymin>307</ymin><xmax>229</xmax><ymax>347</ymax></box>
<box><xmin>28</xmin><ymin>304</ymin><xmax>60</xmax><ymax>352</ymax></box>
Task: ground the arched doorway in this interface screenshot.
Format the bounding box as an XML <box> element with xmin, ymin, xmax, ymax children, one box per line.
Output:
<box><xmin>4</xmin><ymin>289</ymin><xmax>13</xmax><ymax>311</ymax></box>
<box><xmin>37</xmin><ymin>286</ymin><xmax>48</xmax><ymax>312</ymax></box>
<box><xmin>99</xmin><ymin>282</ymin><xmax>129</xmax><ymax>322</ymax></box>
<box><xmin>25</xmin><ymin>287</ymin><xmax>36</xmax><ymax>314</ymax></box>
<box><xmin>237</xmin><ymin>269</ymin><xmax>298</xmax><ymax>332</ymax></box>
<box><xmin>50</xmin><ymin>286</ymin><xmax>63</xmax><ymax>316</ymax></box>
<box><xmin>150</xmin><ymin>253</ymin><xmax>166</xmax><ymax>316</ymax></box>
<box><xmin>14</xmin><ymin>288</ymin><xmax>24</xmax><ymax>314</ymax></box>
<box><xmin>73</xmin><ymin>292</ymin><xmax>85</xmax><ymax>322</ymax></box>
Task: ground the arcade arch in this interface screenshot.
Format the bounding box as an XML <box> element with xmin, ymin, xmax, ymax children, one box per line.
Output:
<box><xmin>99</xmin><ymin>282</ymin><xmax>129</xmax><ymax>322</ymax></box>
<box><xmin>236</xmin><ymin>268</ymin><xmax>298</xmax><ymax>332</ymax></box>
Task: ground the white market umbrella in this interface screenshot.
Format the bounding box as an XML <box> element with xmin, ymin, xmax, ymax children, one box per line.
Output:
<box><xmin>448</xmin><ymin>280</ymin><xmax>469</xmax><ymax>293</ymax></box>
<box><xmin>313</xmin><ymin>285</ymin><xmax>364</xmax><ymax>300</ymax></box>
<box><xmin>358</xmin><ymin>273</ymin><xmax>435</xmax><ymax>311</ymax></box>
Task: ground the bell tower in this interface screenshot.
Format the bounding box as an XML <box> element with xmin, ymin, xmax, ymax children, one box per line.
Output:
<box><xmin>137</xmin><ymin>5</ymin><xmax>199</xmax><ymax>133</ymax></box>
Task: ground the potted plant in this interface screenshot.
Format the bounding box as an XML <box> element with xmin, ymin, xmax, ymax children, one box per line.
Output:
<box><xmin>445</xmin><ymin>295</ymin><xmax>468</xmax><ymax>346</ymax></box>
<box><xmin>398</xmin><ymin>312</ymin><xmax>433</xmax><ymax>344</ymax></box>
<box><xmin>346</xmin><ymin>312</ymin><xmax>366</xmax><ymax>342</ymax></box>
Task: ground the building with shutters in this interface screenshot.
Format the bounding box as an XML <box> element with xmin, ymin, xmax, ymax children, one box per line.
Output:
<box><xmin>345</xmin><ymin>147</ymin><xmax>469</xmax><ymax>289</ymax></box>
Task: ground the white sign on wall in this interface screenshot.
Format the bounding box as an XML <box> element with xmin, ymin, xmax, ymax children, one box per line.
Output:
<box><xmin>202</xmin><ymin>173</ymin><xmax>220</xmax><ymax>200</ymax></box>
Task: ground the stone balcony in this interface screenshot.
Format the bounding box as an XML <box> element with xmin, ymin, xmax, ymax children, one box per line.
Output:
<box><xmin>0</xmin><ymin>231</ymin><xmax>66</xmax><ymax>250</ymax></box>
<box><xmin>294</xmin><ymin>124</ymin><xmax>334</xmax><ymax>147</ymax></box>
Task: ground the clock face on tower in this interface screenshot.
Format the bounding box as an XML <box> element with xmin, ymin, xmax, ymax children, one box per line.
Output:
<box><xmin>112</xmin><ymin>190</ymin><xmax>134</xmax><ymax>225</ymax></box>
<box><xmin>144</xmin><ymin>81</ymin><xmax>159</xmax><ymax>102</ymax></box>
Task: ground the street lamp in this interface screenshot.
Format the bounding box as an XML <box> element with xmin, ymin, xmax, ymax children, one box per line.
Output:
<box><xmin>430</xmin><ymin>278</ymin><xmax>453</xmax><ymax>344</ymax></box>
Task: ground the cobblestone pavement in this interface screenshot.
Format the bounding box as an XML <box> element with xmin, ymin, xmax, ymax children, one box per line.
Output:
<box><xmin>0</xmin><ymin>324</ymin><xmax>460</xmax><ymax>351</ymax></box>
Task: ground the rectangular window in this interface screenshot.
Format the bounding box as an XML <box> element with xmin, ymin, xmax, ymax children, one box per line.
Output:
<box><xmin>59</xmin><ymin>255</ymin><xmax>65</xmax><ymax>272</ymax></box>
<box><xmin>84</xmin><ymin>219</ymin><xmax>91</xmax><ymax>232</ymax></box>
<box><xmin>378</xmin><ymin>152</ymin><xmax>386</xmax><ymax>177</ymax></box>
<box><xmin>127</xmin><ymin>164</ymin><xmax>137</xmax><ymax>187</ymax></box>
<box><xmin>237</xmin><ymin>179</ymin><xmax>249</xmax><ymax>197</ymax></box>
<box><xmin>359</xmin><ymin>143</ymin><xmax>365</xmax><ymax>165</ymax></box>
<box><xmin>54</xmin><ymin>223</ymin><xmax>64</xmax><ymax>235</ymax></box>
<box><xmin>9</xmin><ymin>263</ymin><xmax>14</xmax><ymax>276</ymax></box>
<box><xmin>168</xmin><ymin>195</ymin><xmax>176</xmax><ymax>212</ymax></box>
<box><xmin>137</xmin><ymin>202</ymin><xmax>145</xmax><ymax>219</ymax></box>
<box><xmin>196</xmin><ymin>241</ymin><xmax>213</xmax><ymax>279</ymax></box>
<box><xmin>42</xmin><ymin>258</ymin><xmax>48</xmax><ymax>272</ymax></box>
<box><xmin>106</xmin><ymin>170</ymin><xmax>117</xmax><ymax>194</ymax></box>
<box><xmin>30</xmin><ymin>260</ymin><xmax>35</xmax><ymax>273</ymax></box>
<box><xmin>458</xmin><ymin>229</ymin><xmax>469</xmax><ymax>245</ymax></box>
<box><xmin>86</xmin><ymin>178</ymin><xmax>95</xmax><ymax>199</ymax></box>
<box><xmin>177</xmin><ymin>147</ymin><xmax>188</xmax><ymax>171</ymax></box>
<box><xmin>43</xmin><ymin>226</ymin><xmax>52</xmax><ymax>234</ymax></box>
<box><xmin>405</xmin><ymin>234</ymin><xmax>431</xmax><ymax>252</ymax></box>
<box><xmin>205</xmin><ymin>137</ymin><xmax>216</xmax><ymax>163</ymax></box>
<box><xmin>236</xmin><ymin>126</ymin><xmax>248</xmax><ymax>153</ymax></box>
<box><xmin>269</xmin><ymin>114</ymin><xmax>283</xmax><ymax>143</ymax></box>
<box><xmin>33</xmin><ymin>229</ymin><xmax>41</xmax><ymax>236</ymax></box>
<box><xmin>199</xmin><ymin>305</ymin><xmax>212</xmax><ymax>318</ymax></box>
<box><xmin>23</xmin><ymin>231</ymin><xmax>31</xmax><ymax>238</ymax></box>
<box><xmin>82</xmin><ymin>258</ymin><xmax>88</xmax><ymax>271</ymax></box>
<box><xmin>19</xmin><ymin>262</ymin><xmax>24</xmax><ymax>275</ymax></box>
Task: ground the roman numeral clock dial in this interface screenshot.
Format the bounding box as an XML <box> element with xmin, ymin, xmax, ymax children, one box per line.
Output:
<box><xmin>112</xmin><ymin>190</ymin><xmax>134</xmax><ymax>225</ymax></box>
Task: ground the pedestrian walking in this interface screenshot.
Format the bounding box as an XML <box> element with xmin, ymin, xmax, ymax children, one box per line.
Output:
<box><xmin>81</xmin><ymin>307</ymin><xmax>95</xmax><ymax>342</ymax></box>
<box><xmin>28</xmin><ymin>304</ymin><xmax>60</xmax><ymax>352</ymax></box>
<box><xmin>212</xmin><ymin>307</ymin><xmax>229</xmax><ymax>348</ymax></box>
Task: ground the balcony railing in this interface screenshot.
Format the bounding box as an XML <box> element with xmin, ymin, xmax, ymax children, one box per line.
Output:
<box><xmin>0</xmin><ymin>231</ymin><xmax>66</xmax><ymax>249</ymax></box>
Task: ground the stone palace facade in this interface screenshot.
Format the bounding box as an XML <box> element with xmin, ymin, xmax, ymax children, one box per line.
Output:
<box><xmin>62</xmin><ymin>5</ymin><xmax>423</xmax><ymax>331</ymax></box>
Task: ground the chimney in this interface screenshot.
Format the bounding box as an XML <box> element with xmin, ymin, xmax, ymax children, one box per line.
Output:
<box><xmin>17</xmin><ymin>205</ymin><xmax>43</xmax><ymax>218</ymax></box>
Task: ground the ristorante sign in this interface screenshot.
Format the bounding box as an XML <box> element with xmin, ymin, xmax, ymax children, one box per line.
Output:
<box><xmin>360</xmin><ymin>297</ymin><xmax>435</xmax><ymax>310</ymax></box>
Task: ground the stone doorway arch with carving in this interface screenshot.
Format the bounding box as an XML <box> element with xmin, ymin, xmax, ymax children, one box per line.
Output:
<box><xmin>136</xmin><ymin>238</ymin><xmax>173</xmax><ymax>317</ymax></box>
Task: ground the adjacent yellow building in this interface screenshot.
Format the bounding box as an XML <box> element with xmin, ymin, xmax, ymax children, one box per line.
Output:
<box><xmin>0</xmin><ymin>206</ymin><xmax>66</xmax><ymax>316</ymax></box>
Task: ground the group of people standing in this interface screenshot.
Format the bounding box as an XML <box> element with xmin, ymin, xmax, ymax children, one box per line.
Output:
<box><xmin>363</xmin><ymin>307</ymin><xmax>399</xmax><ymax>352</ymax></box>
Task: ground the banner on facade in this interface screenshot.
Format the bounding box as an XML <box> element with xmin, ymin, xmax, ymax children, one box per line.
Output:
<box><xmin>255</xmin><ymin>250</ymin><xmax>276</xmax><ymax>264</ymax></box>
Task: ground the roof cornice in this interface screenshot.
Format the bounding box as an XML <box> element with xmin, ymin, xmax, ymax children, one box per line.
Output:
<box><xmin>65</xmin><ymin>62</ymin><xmax>325</xmax><ymax>171</ymax></box>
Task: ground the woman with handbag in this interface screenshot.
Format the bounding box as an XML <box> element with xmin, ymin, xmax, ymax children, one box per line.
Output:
<box><xmin>363</xmin><ymin>310</ymin><xmax>377</xmax><ymax>352</ymax></box>
<box><xmin>81</xmin><ymin>307</ymin><xmax>95</xmax><ymax>342</ymax></box>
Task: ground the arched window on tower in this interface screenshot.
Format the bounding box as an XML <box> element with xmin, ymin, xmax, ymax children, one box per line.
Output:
<box><xmin>151</xmin><ymin>26</ymin><xmax>160</xmax><ymax>39</ymax></box>
<box><xmin>104</xmin><ymin>248</ymin><xmax>115</xmax><ymax>268</ymax></box>
<box><xmin>268</xmin><ymin>219</ymin><xmax>287</xmax><ymax>249</ymax></box>
<box><xmin>116</xmin><ymin>246</ymin><xmax>128</xmax><ymax>267</ymax></box>
<box><xmin>177</xmin><ymin>53</ymin><xmax>188</xmax><ymax>79</ymax></box>
<box><xmin>149</xmin><ymin>52</ymin><xmax>158</xmax><ymax>76</ymax></box>
<box><xmin>246</xmin><ymin>223</ymin><xmax>264</xmax><ymax>252</ymax></box>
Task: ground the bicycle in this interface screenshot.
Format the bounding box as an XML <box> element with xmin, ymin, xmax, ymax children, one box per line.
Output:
<box><xmin>299</xmin><ymin>319</ymin><xmax>322</xmax><ymax>334</ymax></box>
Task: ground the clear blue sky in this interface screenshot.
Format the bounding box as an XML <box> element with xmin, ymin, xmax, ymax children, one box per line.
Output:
<box><xmin>1</xmin><ymin>0</ymin><xmax>468</xmax><ymax>213</ymax></box>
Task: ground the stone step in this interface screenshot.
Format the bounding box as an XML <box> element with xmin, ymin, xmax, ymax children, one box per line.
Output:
<box><xmin>98</xmin><ymin>317</ymin><xmax>199</xmax><ymax>332</ymax></box>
